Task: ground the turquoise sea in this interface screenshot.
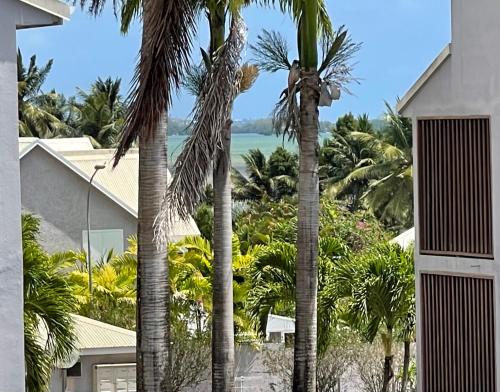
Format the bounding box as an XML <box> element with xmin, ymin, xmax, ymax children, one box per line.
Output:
<box><xmin>167</xmin><ymin>133</ymin><xmax>330</xmax><ymax>173</ymax></box>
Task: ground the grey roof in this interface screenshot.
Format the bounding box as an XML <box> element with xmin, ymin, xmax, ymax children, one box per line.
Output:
<box><xmin>73</xmin><ymin>315</ymin><xmax>135</xmax><ymax>354</ymax></box>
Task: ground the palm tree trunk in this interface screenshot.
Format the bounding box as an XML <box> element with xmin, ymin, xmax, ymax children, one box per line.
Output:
<box><xmin>137</xmin><ymin>113</ymin><xmax>170</xmax><ymax>392</ymax></box>
<box><xmin>399</xmin><ymin>340</ymin><xmax>410</xmax><ymax>392</ymax></box>
<box><xmin>293</xmin><ymin>69</ymin><xmax>320</xmax><ymax>392</ymax></box>
<box><xmin>381</xmin><ymin>330</ymin><xmax>394</xmax><ymax>392</ymax></box>
<box><xmin>212</xmin><ymin>119</ymin><xmax>235</xmax><ymax>391</ymax></box>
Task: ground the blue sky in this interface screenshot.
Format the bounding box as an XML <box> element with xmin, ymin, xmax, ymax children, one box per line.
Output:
<box><xmin>17</xmin><ymin>0</ymin><xmax>450</xmax><ymax>121</ymax></box>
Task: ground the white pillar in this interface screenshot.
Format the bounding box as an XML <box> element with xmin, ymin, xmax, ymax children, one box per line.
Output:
<box><xmin>0</xmin><ymin>11</ymin><xmax>26</xmax><ymax>392</ymax></box>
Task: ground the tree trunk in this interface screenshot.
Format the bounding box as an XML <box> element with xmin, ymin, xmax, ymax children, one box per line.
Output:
<box><xmin>293</xmin><ymin>70</ymin><xmax>320</xmax><ymax>392</ymax></box>
<box><xmin>381</xmin><ymin>331</ymin><xmax>394</xmax><ymax>392</ymax></box>
<box><xmin>399</xmin><ymin>340</ymin><xmax>410</xmax><ymax>392</ymax></box>
<box><xmin>212</xmin><ymin>120</ymin><xmax>235</xmax><ymax>391</ymax></box>
<box><xmin>137</xmin><ymin>114</ymin><xmax>170</xmax><ymax>392</ymax></box>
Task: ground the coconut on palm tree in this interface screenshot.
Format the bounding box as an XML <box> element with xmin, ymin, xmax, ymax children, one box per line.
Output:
<box><xmin>251</xmin><ymin>6</ymin><xmax>359</xmax><ymax>389</ymax></box>
<box><xmin>22</xmin><ymin>214</ymin><xmax>76</xmax><ymax>392</ymax></box>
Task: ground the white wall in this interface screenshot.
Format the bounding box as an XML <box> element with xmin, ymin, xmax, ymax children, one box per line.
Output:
<box><xmin>400</xmin><ymin>0</ymin><xmax>500</xmax><ymax>388</ymax></box>
<box><xmin>0</xmin><ymin>4</ymin><xmax>26</xmax><ymax>391</ymax></box>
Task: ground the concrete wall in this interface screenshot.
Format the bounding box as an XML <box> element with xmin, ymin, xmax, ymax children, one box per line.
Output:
<box><xmin>0</xmin><ymin>2</ymin><xmax>26</xmax><ymax>391</ymax></box>
<box><xmin>20</xmin><ymin>146</ymin><xmax>137</xmax><ymax>254</ymax></box>
<box><xmin>400</xmin><ymin>0</ymin><xmax>500</xmax><ymax>388</ymax></box>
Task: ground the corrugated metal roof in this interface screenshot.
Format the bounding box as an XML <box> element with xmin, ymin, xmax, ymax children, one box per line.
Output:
<box><xmin>73</xmin><ymin>315</ymin><xmax>135</xmax><ymax>350</ymax></box>
<box><xmin>61</xmin><ymin>148</ymin><xmax>200</xmax><ymax>239</ymax></box>
<box><xmin>19</xmin><ymin>137</ymin><xmax>94</xmax><ymax>154</ymax></box>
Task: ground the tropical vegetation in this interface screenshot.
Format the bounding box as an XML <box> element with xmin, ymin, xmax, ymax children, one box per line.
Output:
<box><xmin>19</xmin><ymin>0</ymin><xmax>418</xmax><ymax>390</ymax></box>
<box><xmin>22</xmin><ymin>214</ymin><xmax>76</xmax><ymax>392</ymax></box>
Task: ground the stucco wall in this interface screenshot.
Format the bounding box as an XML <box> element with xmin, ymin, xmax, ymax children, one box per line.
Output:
<box><xmin>0</xmin><ymin>3</ymin><xmax>26</xmax><ymax>391</ymax></box>
<box><xmin>20</xmin><ymin>146</ymin><xmax>137</xmax><ymax>254</ymax></box>
<box><xmin>400</xmin><ymin>0</ymin><xmax>500</xmax><ymax>388</ymax></box>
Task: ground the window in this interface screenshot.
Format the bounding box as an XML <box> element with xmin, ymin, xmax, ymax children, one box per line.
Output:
<box><xmin>66</xmin><ymin>362</ymin><xmax>81</xmax><ymax>378</ymax></box>
<box><xmin>94</xmin><ymin>364</ymin><xmax>136</xmax><ymax>392</ymax></box>
<box><xmin>82</xmin><ymin>229</ymin><xmax>124</xmax><ymax>260</ymax></box>
<box><xmin>421</xmin><ymin>274</ymin><xmax>495</xmax><ymax>391</ymax></box>
<box><xmin>418</xmin><ymin>118</ymin><xmax>492</xmax><ymax>258</ymax></box>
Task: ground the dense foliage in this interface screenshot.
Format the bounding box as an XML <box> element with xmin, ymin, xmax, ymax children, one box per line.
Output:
<box><xmin>22</xmin><ymin>215</ymin><xmax>76</xmax><ymax>392</ymax></box>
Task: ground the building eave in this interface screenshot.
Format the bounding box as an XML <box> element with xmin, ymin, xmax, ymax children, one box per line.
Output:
<box><xmin>18</xmin><ymin>0</ymin><xmax>71</xmax><ymax>21</ymax></box>
<box><xmin>397</xmin><ymin>44</ymin><xmax>452</xmax><ymax>115</ymax></box>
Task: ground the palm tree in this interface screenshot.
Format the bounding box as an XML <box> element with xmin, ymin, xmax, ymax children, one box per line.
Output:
<box><xmin>79</xmin><ymin>0</ymin><xmax>198</xmax><ymax>391</ymax></box>
<box><xmin>251</xmin><ymin>8</ymin><xmax>359</xmax><ymax>389</ymax></box>
<box><xmin>327</xmin><ymin>104</ymin><xmax>413</xmax><ymax>229</ymax></box>
<box><xmin>232</xmin><ymin>147</ymin><xmax>298</xmax><ymax>201</ymax></box>
<box><xmin>74</xmin><ymin>77</ymin><xmax>126</xmax><ymax>148</ymax></box>
<box><xmin>332</xmin><ymin>243</ymin><xmax>415</xmax><ymax>392</ymax></box>
<box><xmin>247</xmin><ymin>237</ymin><xmax>348</xmax><ymax>355</ymax></box>
<box><xmin>320</xmin><ymin>116</ymin><xmax>378</xmax><ymax>211</ymax></box>
<box><xmin>17</xmin><ymin>50</ymin><xmax>71</xmax><ymax>138</ymax></box>
<box><xmin>68</xmin><ymin>252</ymin><xmax>137</xmax><ymax>330</ymax></box>
<box><xmin>162</xmin><ymin>5</ymin><xmax>250</xmax><ymax>390</ymax></box>
<box><xmin>22</xmin><ymin>214</ymin><xmax>76</xmax><ymax>392</ymax></box>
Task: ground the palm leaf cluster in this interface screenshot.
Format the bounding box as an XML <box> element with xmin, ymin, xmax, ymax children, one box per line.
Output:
<box><xmin>159</xmin><ymin>15</ymin><xmax>247</xmax><ymax>240</ymax></box>
<box><xmin>324</xmin><ymin>105</ymin><xmax>413</xmax><ymax>229</ymax></box>
<box><xmin>17</xmin><ymin>51</ymin><xmax>128</xmax><ymax>148</ymax></box>
<box><xmin>232</xmin><ymin>147</ymin><xmax>298</xmax><ymax>201</ymax></box>
<box><xmin>22</xmin><ymin>214</ymin><xmax>76</xmax><ymax>392</ymax></box>
<box><xmin>250</xmin><ymin>26</ymin><xmax>360</xmax><ymax>139</ymax></box>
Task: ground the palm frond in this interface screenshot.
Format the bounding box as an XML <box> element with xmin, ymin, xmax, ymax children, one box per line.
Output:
<box><xmin>250</xmin><ymin>29</ymin><xmax>291</xmax><ymax>72</ymax></box>
<box><xmin>184</xmin><ymin>63</ymin><xmax>208</xmax><ymax>97</ymax></box>
<box><xmin>114</xmin><ymin>0</ymin><xmax>197</xmax><ymax>164</ymax></box>
<box><xmin>320</xmin><ymin>27</ymin><xmax>361</xmax><ymax>94</ymax></box>
<box><xmin>156</xmin><ymin>15</ymin><xmax>246</xmax><ymax>243</ymax></box>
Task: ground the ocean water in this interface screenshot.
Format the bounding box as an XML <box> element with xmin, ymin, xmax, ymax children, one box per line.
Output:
<box><xmin>167</xmin><ymin>133</ymin><xmax>330</xmax><ymax>172</ymax></box>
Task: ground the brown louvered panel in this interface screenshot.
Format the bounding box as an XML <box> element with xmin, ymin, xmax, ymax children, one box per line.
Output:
<box><xmin>421</xmin><ymin>274</ymin><xmax>496</xmax><ymax>392</ymax></box>
<box><xmin>418</xmin><ymin>118</ymin><xmax>493</xmax><ymax>258</ymax></box>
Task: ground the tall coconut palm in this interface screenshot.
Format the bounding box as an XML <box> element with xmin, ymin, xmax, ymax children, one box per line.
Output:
<box><xmin>22</xmin><ymin>214</ymin><xmax>76</xmax><ymax>392</ymax></box>
<box><xmin>162</xmin><ymin>6</ymin><xmax>248</xmax><ymax>389</ymax></box>
<box><xmin>251</xmin><ymin>9</ymin><xmax>359</xmax><ymax>389</ymax></box>
<box><xmin>80</xmin><ymin>0</ymin><xmax>198</xmax><ymax>391</ymax></box>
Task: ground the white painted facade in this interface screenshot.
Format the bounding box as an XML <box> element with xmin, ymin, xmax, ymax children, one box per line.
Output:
<box><xmin>398</xmin><ymin>0</ymin><xmax>500</xmax><ymax>388</ymax></box>
<box><xmin>0</xmin><ymin>1</ymin><xmax>69</xmax><ymax>390</ymax></box>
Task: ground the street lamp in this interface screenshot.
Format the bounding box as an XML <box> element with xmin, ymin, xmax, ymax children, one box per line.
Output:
<box><xmin>86</xmin><ymin>163</ymin><xmax>106</xmax><ymax>316</ymax></box>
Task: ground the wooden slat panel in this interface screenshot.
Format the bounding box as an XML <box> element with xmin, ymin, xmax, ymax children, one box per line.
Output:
<box><xmin>421</xmin><ymin>273</ymin><xmax>496</xmax><ymax>391</ymax></box>
<box><xmin>417</xmin><ymin>118</ymin><xmax>492</xmax><ymax>258</ymax></box>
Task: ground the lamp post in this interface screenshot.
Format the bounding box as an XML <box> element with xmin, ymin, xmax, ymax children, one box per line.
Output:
<box><xmin>86</xmin><ymin>164</ymin><xmax>106</xmax><ymax>316</ymax></box>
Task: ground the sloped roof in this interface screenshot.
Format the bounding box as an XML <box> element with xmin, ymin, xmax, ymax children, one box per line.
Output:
<box><xmin>19</xmin><ymin>137</ymin><xmax>94</xmax><ymax>154</ymax></box>
<box><xmin>19</xmin><ymin>137</ymin><xmax>200</xmax><ymax>239</ymax></box>
<box><xmin>73</xmin><ymin>315</ymin><xmax>135</xmax><ymax>355</ymax></box>
<box><xmin>397</xmin><ymin>44</ymin><xmax>452</xmax><ymax>114</ymax></box>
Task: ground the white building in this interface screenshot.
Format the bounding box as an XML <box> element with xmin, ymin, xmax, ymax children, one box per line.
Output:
<box><xmin>0</xmin><ymin>1</ymin><xmax>70</xmax><ymax>390</ymax></box>
<box><xmin>398</xmin><ymin>0</ymin><xmax>500</xmax><ymax>389</ymax></box>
